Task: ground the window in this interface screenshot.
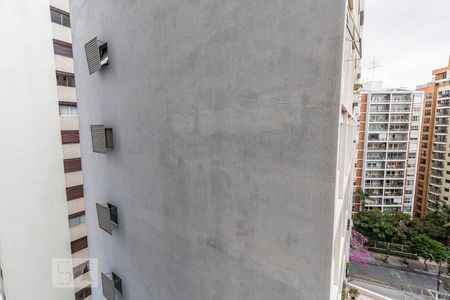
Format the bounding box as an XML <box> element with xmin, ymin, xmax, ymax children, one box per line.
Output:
<box><xmin>69</xmin><ymin>214</ymin><xmax>86</xmax><ymax>228</ymax></box>
<box><xmin>445</xmin><ymin>188</ymin><xmax>449</xmax><ymax>192</ymax></box>
<box><xmin>426</xmin><ymin>93</ymin><xmax>433</xmax><ymax>99</ymax></box>
<box><xmin>50</xmin><ymin>8</ymin><xmax>70</xmax><ymax>27</ymax></box>
<box><xmin>59</xmin><ymin>105</ymin><xmax>78</xmax><ymax>116</ymax></box>
<box><xmin>426</xmin><ymin>101</ymin><xmax>432</xmax><ymax>107</ymax></box>
<box><xmin>53</xmin><ymin>40</ymin><xmax>73</xmax><ymax>57</ymax></box>
<box><xmin>56</xmin><ymin>73</ymin><xmax>75</xmax><ymax>87</ymax></box>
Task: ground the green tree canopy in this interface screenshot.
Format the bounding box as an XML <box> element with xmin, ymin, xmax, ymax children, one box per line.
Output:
<box><xmin>410</xmin><ymin>234</ymin><xmax>450</xmax><ymax>270</ymax></box>
<box><xmin>352</xmin><ymin>210</ymin><xmax>409</xmax><ymax>243</ymax></box>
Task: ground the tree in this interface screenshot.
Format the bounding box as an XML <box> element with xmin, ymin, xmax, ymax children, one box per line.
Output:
<box><xmin>349</xmin><ymin>229</ymin><xmax>372</xmax><ymax>267</ymax></box>
<box><xmin>410</xmin><ymin>204</ymin><xmax>450</xmax><ymax>244</ymax></box>
<box><xmin>410</xmin><ymin>234</ymin><xmax>450</xmax><ymax>271</ymax></box>
<box><xmin>357</xmin><ymin>188</ymin><xmax>373</xmax><ymax>213</ymax></box>
<box><xmin>353</xmin><ymin>210</ymin><xmax>408</xmax><ymax>242</ymax></box>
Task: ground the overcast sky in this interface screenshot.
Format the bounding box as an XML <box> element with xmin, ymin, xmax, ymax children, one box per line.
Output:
<box><xmin>361</xmin><ymin>0</ymin><xmax>450</xmax><ymax>89</ymax></box>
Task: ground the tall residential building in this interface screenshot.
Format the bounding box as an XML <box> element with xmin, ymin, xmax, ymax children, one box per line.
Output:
<box><xmin>354</xmin><ymin>89</ymin><xmax>424</xmax><ymax>214</ymax></box>
<box><xmin>0</xmin><ymin>0</ymin><xmax>90</xmax><ymax>299</ymax></box>
<box><xmin>414</xmin><ymin>56</ymin><xmax>450</xmax><ymax>217</ymax></box>
<box><xmin>70</xmin><ymin>1</ymin><xmax>364</xmax><ymax>299</ymax></box>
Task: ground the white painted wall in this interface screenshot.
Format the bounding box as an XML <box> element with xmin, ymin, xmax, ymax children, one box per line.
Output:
<box><xmin>0</xmin><ymin>1</ymin><xmax>74</xmax><ymax>299</ymax></box>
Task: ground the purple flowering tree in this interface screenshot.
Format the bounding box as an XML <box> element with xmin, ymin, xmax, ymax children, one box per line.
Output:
<box><xmin>349</xmin><ymin>229</ymin><xmax>372</xmax><ymax>267</ymax></box>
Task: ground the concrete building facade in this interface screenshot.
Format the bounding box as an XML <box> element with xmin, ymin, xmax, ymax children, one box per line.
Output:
<box><xmin>412</xmin><ymin>56</ymin><xmax>450</xmax><ymax>218</ymax></box>
<box><xmin>70</xmin><ymin>0</ymin><xmax>364</xmax><ymax>299</ymax></box>
<box><xmin>355</xmin><ymin>90</ymin><xmax>424</xmax><ymax>215</ymax></box>
<box><xmin>0</xmin><ymin>0</ymin><xmax>90</xmax><ymax>299</ymax></box>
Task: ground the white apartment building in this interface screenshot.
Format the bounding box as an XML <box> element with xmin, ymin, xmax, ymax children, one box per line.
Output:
<box><xmin>361</xmin><ymin>90</ymin><xmax>423</xmax><ymax>214</ymax></box>
<box><xmin>0</xmin><ymin>0</ymin><xmax>90</xmax><ymax>299</ymax></box>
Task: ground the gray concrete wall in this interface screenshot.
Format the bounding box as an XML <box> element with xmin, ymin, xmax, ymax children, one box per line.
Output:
<box><xmin>70</xmin><ymin>1</ymin><xmax>346</xmax><ymax>299</ymax></box>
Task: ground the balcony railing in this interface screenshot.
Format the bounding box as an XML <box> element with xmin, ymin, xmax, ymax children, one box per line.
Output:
<box><xmin>433</xmin><ymin>144</ymin><xmax>446</xmax><ymax>152</ymax></box>
<box><xmin>432</xmin><ymin>153</ymin><xmax>445</xmax><ymax>160</ymax></box>
<box><xmin>431</xmin><ymin>169</ymin><xmax>444</xmax><ymax>177</ymax></box>
<box><xmin>431</xmin><ymin>162</ymin><xmax>445</xmax><ymax>169</ymax></box>
<box><xmin>386</xmin><ymin>171</ymin><xmax>404</xmax><ymax>178</ymax></box>
<box><xmin>391</xmin><ymin>95</ymin><xmax>411</xmax><ymax>102</ymax></box>
<box><xmin>435</xmin><ymin>119</ymin><xmax>449</xmax><ymax>126</ymax></box>
<box><xmin>366</xmin><ymin>171</ymin><xmax>384</xmax><ymax>178</ymax></box>
<box><xmin>390</xmin><ymin>116</ymin><xmax>409</xmax><ymax>122</ymax></box>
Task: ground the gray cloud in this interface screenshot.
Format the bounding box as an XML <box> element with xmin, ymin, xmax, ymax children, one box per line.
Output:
<box><xmin>362</xmin><ymin>0</ymin><xmax>450</xmax><ymax>89</ymax></box>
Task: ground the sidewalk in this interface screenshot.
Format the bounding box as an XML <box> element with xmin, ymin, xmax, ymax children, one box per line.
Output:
<box><xmin>369</xmin><ymin>251</ymin><xmax>447</xmax><ymax>277</ymax></box>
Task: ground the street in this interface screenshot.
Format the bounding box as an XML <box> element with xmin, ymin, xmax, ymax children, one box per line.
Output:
<box><xmin>350</xmin><ymin>261</ymin><xmax>448</xmax><ymax>297</ymax></box>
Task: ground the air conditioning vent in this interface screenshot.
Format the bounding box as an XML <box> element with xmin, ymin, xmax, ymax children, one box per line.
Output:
<box><xmin>101</xmin><ymin>272</ymin><xmax>122</xmax><ymax>300</ymax></box>
<box><xmin>90</xmin><ymin>125</ymin><xmax>113</xmax><ymax>153</ymax></box>
<box><xmin>96</xmin><ymin>203</ymin><xmax>118</xmax><ymax>235</ymax></box>
<box><xmin>84</xmin><ymin>37</ymin><xmax>109</xmax><ymax>75</ymax></box>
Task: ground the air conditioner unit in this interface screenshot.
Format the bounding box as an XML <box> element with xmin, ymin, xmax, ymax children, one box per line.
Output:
<box><xmin>96</xmin><ymin>203</ymin><xmax>118</xmax><ymax>234</ymax></box>
<box><xmin>90</xmin><ymin>125</ymin><xmax>113</xmax><ymax>153</ymax></box>
<box><xmin>84</xmin><ymin>37</ymin><xmax>108</xmax><ymax>75</ymax></box>
<box><xmin>101</xmin><ymin>272</ymin><xmax>122</xmax><ymax>300</ymax></box>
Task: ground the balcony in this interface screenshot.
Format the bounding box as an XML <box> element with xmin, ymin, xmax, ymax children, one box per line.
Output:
<box><xmin>390</xmin><ymin>104</ymin><xmax>410</xmax><ymax>113</ymax></box>
<box><xmin>391</xmin><ymin>95</ymin><xmax>411</xmax><ymax>102</ymax></box>
<box><xmin>437</xmin><ymin>109</ymin><xmax>450</xmax><ymax>117</ymax></box>
<box><xmin>57</xmin><ymin>86</ymin><xmax>77</xmax><ymax>102</ymax></box>
<box><xmin>433</xmin><ymin>144</ymin><xmax>446</xmax><ymax>152</ymax></box>
<box><xmin>430</xmin><ymin>169</ymin><xmax>444</xmax><ymax>178</ymax></box>
<box><xmin>369</xmin><ymin>133</ymin><xmax>387</xmax><ymax>141</ymax></box>
<box><xmin>366</xmin><ymin>171</ymin><xmax>384</xmax><ymax>178</ymax></box>
<box><xmin>369</xmin><ymin>124</ymin><xmax>388</xmax><ymax>132</ymax></box>
<box><xmin>430</xmin><ymin>177</ymin><xmax>443</xmax><ymax>186</ymax></box>
<box><xmin>389</xmin><ymin>124</ymin><xmax>409</xmax><ymax>132</ymax></box>
<box><xmin>390</xmin><ymin>116</ymin><xmax>409</xmax><ymax>122</ymax></box>
<box><xmin>367</xmin><ymin>143</ymin><xmax>387</xmax><ymax>151</ymax></box>
<box><xmin>370</xmin><ymin>107</ymin><xmax>390</xmax><ymax>113</ymax></box>
<box><xmin>369</xmin><ymin>115</ymin><xmax>389</xmax><ymax>122</ymax></box>
<box><xmin>387</xmin><ymin>153</ymin><xmax>406</xmax><ymax>160</ymax></box>
<box><xmin>431</xmin><ymin>161</ymin><xmax>445</xmax><ymax>169</ymax></box>
<box><xmin>388</xmin><ymin>143</ymin><xmax>407</xmax><ymax>151</ymax></box>
<box><xmin>429</xmin><ymin>186</ymin><xmax>442</xmax><ymax>195</ymax></box>
<box><xmin>432</xmin><ymin>152</ymin><xmax>445</xmax><ymax>161</ymax></box>
<box><xmin>435</xmin><ymin>119</ymin><xmax>449</xmax><ymax>126</ymax></box>
<box><xmin>55</xmin><ymin>55</ymin><xmax>74</xmax><ymax>74</ymax></box>
<box><xmin>386</xmin><ymin>171</ymin><xmax>404</xmax><ymax>178</ymax></box>
<box><xmin>434</xmin><ymin>136</ymin><xmax>447</xmax><ymax>143</ymax></box>
<box><xmin>370</xmin><ymin>94</ymin><xmax>390</xmax><ymax>103</ymax></box>
<box><xmin>365</xmin><ymin>180</ymin><xmax>384</xmax><ymax>188</ymax></box>
<box><xmin>366</xmin><ymin>162</ymin><xmax>385</xmax><ymax>170</ymax></box>
<box><xmin>384</xmin><ymin>189</ymin><xmax>403</xmax><ymax>197</ymax></box>
<box><xmin>438</xmin><ymin>99</ymin><xmax>450</xmax><ymax>108</ymax></box>
<box><xmin>389</xmin><ymin>133</ymin><xmax>408</xmax><ymax>142</ymax></box>
<box><xmin>367</xmin><ymin>152</ymin><xmax>386</xmax><ymax>160</ymax></box>
<box><xmin>386</xmin><ymin>162</ymin><xmax>404</xmax><ymax>169</ymax></box>
<box><xmin>385</xmin><ymin>180</ymin><xmax>403</xmax><ymax>187</ymax></box>
<box><xmin>435</xmin><ymin>127</ymin><xmax>448</xmax><ymax>135</ymax></box>
<box><xmin>52</xmin><ymin>23</ymin><xmax>71</xmax><ymax>44</ymax></box>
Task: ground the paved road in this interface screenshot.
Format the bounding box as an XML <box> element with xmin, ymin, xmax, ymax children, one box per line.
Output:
<box><xmin>351</xmin><ymin>279</ymin><xmax>416</xmax><ymax>300</ymax></box>
<box><xmin>350</xmin><ymin>262</ymin><xmax>448</xmax><ymax>296</ymax></box>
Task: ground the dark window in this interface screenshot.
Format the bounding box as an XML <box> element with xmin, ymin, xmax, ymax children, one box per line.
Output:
<box><xmin>71</xmin><ymin>237</ymin><xmax>88</xmax><ymax>253</ymax></box>
<box><xmin>61</xmin><ymin>130</ymin><xmax>79</xmax><ymax>144</ymax></box>
<box><xmin>66</xmin><ymin>185</ymin><xmax>84</xmax><ymax>200</ymax></box>
<box><xmin>53</xmin><ymin>40</ymin><xmax>73</xmax><ymax>57</ymax></box>
<box><xmin>426</xmin><ymin>93</ymin><xmax>433</xmax><ymax>99</ymax></box>
<box><xmin>56</xmin><ymin>73</ymin><xmax>75</xmax><ymax>87</ymax></box>
<box><xmin>446</xmin><ymin>188</ymin><xmax>450</xmax><ymax>192</ymax></box>
<box><xmin>426</xmin><ymin>101</ymin><xmax>432</xmax><ymax>107</ymax></box>
<box><xmin>75</xmin><ymin>287</ymin><xmax>91</xmax><ymax>300</ymax></box>
<box><xmin>50</xmin><ymin>8</ymin><xmax>70</xmax><ymax>27</ymax></box>
<box><xmin>64</xmin><ymin>158</ymin><xmax>82</xmax><ymax>173</ymax></box>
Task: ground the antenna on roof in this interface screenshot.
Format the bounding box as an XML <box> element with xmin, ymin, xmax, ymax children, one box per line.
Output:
<box><xmin>368</xmin><ymin>57</ymin><xmax>383</xmax><ymax>80</ymax></box>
